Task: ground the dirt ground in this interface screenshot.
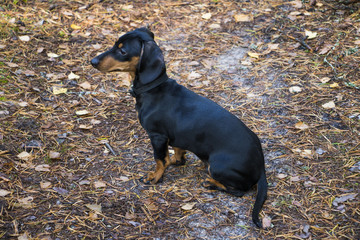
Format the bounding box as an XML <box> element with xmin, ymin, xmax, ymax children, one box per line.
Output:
<box><xmin>0</xmin><ymin>0</ymin><xmax>359</xmax><ymax>239</ymax></box>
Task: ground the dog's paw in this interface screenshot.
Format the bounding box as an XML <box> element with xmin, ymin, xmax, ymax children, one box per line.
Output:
<box><xmin>173</xmin><ymin>157</ymin><xmax>186</xmax><ymax>166</ymax></box>
<box><xmin>139</xmin><ymin>174</ymin><xmax>163</xmax><ymax>185</ymax></box>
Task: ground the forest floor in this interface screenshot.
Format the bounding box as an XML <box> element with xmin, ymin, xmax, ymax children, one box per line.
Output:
<box><xmin>0</xmin><ymin>0</ymin><xmax>359</xmax><ymax>239</ymax></box>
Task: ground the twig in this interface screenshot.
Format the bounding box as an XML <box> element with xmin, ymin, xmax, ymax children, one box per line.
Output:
<box><xmin>104</xmin><ymin>142</ymin><xmax>117</xmax><ymax>156</ymax></box>
<box><xmin>274</xmin><ymin>28</ymin><xmax>313</xmax><ymax>52</ymax></box>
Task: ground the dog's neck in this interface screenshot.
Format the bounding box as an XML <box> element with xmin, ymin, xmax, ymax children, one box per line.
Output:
<box><xmin>130</xmin><ymin>72</ymin><xmax>168</xmax><ymax>98</ymax></box>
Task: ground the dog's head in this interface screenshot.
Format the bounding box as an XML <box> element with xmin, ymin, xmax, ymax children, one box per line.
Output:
<box><xmin>91</xmin><ymin>27</ymin><xmax>166</xmax><ymax>86</ymax></box>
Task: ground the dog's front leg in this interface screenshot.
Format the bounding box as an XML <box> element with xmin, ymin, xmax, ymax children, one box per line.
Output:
<box><xmin>144</xmin><ymin>135</ymin><xmax>170</xmax><ymax>184</ymax></box>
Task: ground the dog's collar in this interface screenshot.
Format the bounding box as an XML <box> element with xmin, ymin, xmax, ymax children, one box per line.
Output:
<box><xmin>130</xmin><ymin>73</ymin><xmax>168</xmax><ymax>97</ymax></box>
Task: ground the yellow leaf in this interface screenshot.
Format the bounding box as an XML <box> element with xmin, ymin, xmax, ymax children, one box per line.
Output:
<box><xmin>330</xmin><ymin>82</ymin><xmax>339</xmax><ymax>88</ymax></box>
<box><xmin>53</xmin><ymin>86</ymin><xmax>68</xmax><ymax>95</ymax></box>
<box><xmin>70</xmin><ymin>24</ymin><xmax>81</xmax><ymax>30</ymax></box>
<box><xmin>248</xmin><ymin>52</ymin><xmax>259</xmax><ymax>59</ymax></box>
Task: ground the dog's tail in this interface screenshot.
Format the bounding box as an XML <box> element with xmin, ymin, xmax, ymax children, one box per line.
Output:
<box><xmin>252</xmin><ymin>169</ymin><xmax>268</xmax><ymax>228</ymax></box>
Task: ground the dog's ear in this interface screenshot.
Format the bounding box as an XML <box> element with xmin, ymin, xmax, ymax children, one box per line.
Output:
<box><xmin>138</xmin><ymin>41</ymin><xmax>165</xmax><ymax>85</ymax></box>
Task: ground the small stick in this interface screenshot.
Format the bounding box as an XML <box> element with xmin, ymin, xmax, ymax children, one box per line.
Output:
<box><xmin>104</xmin><ymin>142</ymin><xmax>117</xmax><ymax>156</ymax></box>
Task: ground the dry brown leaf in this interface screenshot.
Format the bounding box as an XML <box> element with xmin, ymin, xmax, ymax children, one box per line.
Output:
<box><xmin>0</xmin><ymin>189</ymin><xmax>11</xmax><ymax>197</ymax></box>
<box><xmin>181</xmin><ymin>202</ymin><xmax>196</xmax><ymax>210</ymax></box>
<box><xmin>85</xmin><ymin>204</ymin><xmax>102</xmax><ymax>213</ymax></box>
<box><xmin>79</xmin><ymin>81</ymin><xmax>92</xmax><ymax>90</ymax></box>
<box><xmin>262</xmin><ymin>215</ymin><xmax>272</xmax><ymax>228</ymax></box>
<box><xmin>35</xmin><ymin>164</ymin><xmax>50</xmax><ymax>172</ymax></box>
<box><xmin>295</xmin><ymin>121</ymin><xmax>309</xmax><ymax>130</ymax></box>
<box><xmin>17</xmin><ymin>151</ymin><xmax>31</xmax><ymax>161</ymax></box>
<box><xmin>49</xmin><ymin>151</ymin><xmax>61</xmax><ymax>159</ymax></box>
<box><xmin>40</xmin><ymin>181</ymin><xmax>52</xmax><ymax>189</ymax></box>
<box><xmin>234</xmin><ymin>14</ymin><xmax>252</xmax><ymax>22</ymax></box>
<box><xmin>318</xmin><ymin>44</ymin><xmax>333</xmax><ymax>54</ymax></box>
<box><xmin>276</xmin><ymin>173</ymin><xmax>287</xmax><ymax>179</ymax></box>
<box><xmin>94</xmin><ymin>180</ymin><xmax>107</xmax><ymax>188</ymax></box>
<box><xmin>322</xmin><ymin>101</ymin><xmax>335</xmax><ymax>109</ymax></box>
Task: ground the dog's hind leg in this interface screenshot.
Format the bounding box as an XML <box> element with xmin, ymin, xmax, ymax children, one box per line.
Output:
<box><xmin>172</xmin><ymin>147</ymin><xmax>186</xmax><ymax>166</ymax></box>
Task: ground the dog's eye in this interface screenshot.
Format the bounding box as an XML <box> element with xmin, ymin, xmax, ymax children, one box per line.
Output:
<box><xmin>118</xmin><ymin>48</ymin><xmax>127</xmax><ymax>55</ymax></box>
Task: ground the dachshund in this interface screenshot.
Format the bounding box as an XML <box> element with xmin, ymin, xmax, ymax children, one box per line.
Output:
<box><xmin>91</xmin><ymin>27</ymin><xmax>267</xmax><ymax>228</ymax></box>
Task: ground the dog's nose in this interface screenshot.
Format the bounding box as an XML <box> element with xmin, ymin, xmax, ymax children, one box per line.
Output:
<box><xmin>91</xmin><ymin>58</ymin><xmax>99</xmax><ymax>68</ymax></box>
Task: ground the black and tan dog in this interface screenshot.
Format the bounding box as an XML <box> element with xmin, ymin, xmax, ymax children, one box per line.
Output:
<box><xmin>91</xmin><ymin>27</ymin><xmax>267</xmax><ymax>228</ymax></box>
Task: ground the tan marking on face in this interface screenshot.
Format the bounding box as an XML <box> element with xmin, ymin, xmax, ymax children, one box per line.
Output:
<box><xmin>118</xmin><ymin>43</ymin><xmax>123</xmax><ymax>48</ymax></box>
<box><xmin>97</xmin><ymin>55</ymin><xmax>139</xmax><ymax>73</ymax></box>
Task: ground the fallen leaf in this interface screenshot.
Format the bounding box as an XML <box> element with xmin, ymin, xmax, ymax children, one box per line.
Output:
<box><xmin>290</xmin><ymin>0</ymin><xmax>303</xmax><ymax>8</ymax></box>
<box><xmin>320</xmin><ymin>77</ymin><xmax>331</xmax><ymax>83</ymax></box>
<box><xmin>17</xmin><ymin>151</ymin><xmax>31</xmax><ymax>161</ymax></box>
<box><xmin>181</xmin><ymin>202</ymin><xmax>196</xmax><ymax>210</ymax></box>
<box><xmin>18</xmin><ymin>196</ymin><xmax>34</xmax><ymax>208</ymax></box>
<box><xmin>6</xmin><ymin>62</ymin><xmax>19</xmax><ymax>67</ymax></box>
<box><xmin>276</xmin><ymin>173</ymin><xmax>287</xmax><ymax>179</ymax></box>
<box><xmin>40</xmin><ymin>181</ymin><xmax>52</xmax><ymax>189</ymax></box>
<box><xmin>318</xmin><ymin>44</ymin><xmax>332</xmax><ymax>55</ymax></box>
<box><xmin>47</xmin><ymin>52</ymin><xmax>60</xmax><ymax>58</ymax></box>
<box><xmin>290</xmin><ymin>176</ymin><xmax>301</xmax><ymax>182</ymax></box>
<box><xmin>332</xmin><ymin>193</ymin><xmax>357</xmax><ymax>206</ymax></box>
<box><xmin>89</xmin><ymin>211</ymin><xmax>99</xmax><ymax>220</ymax></box>
<box><xmin>79</xmin><ymin>81</ymin><xmax>92</xmax><ymax>90</ymax></box>
<box><xmin>75</xmin><ymin>110</ymin><xmax>90</xmax><ymax>116</ymax></box>
<box><xmin>53</xmin><ymin>87</ymin><xmax>68</xmax><ymax>95</ymax></box>
<box><xmin>330</xmin><ymin>82</ymin><xmax>339</xmax><ymax>88</ymax></box>
<box><xmin>49</xmin><ymin>151</ymin><xmax>60</xmax><ymax>159</ymax></box>
<box><xmin>305</xmin><ymin>30</ymin><xmax>317</xmax><ymax>39</ymax></box>
<box><xmin>125</xmin><ymin>212</ymin><xmax>136</xmax><ymax>220</ymax></box>
<box><xmin>188</xmin><ymin>72</ymin><xmax>202</xmax><ymax>80</ymax></box>
<box><xmin>35</xmin><ymin>164</ymin><xmax>50</xmax><ymax>172</ymax></box>
<box><xmin>85</xmin><ymin>204</ymin><xmax>102</xmax><ymax>213</ymax></box>
<box><xmin>53</xmin><ymin>187</ymin><xmax>69</xmax><ymax>195</ymax></box>
<box><xmin>70</xmin><ymin>23</ymin><xmax>81</xmax><ymax>30</ymax></box>
<box><xmin>79</xmin><ymin>124</ymin><xmax>93</xmax><ymax>130</ymax></box>
<box><xmin>354</xmin><ymin>39</ymin><xmax>360</xmax><ymax>45</ymax></box>
<box><xmin>208</xmin><ymin>23</ymin><xmax>221</xmax><ymax>29</ymax></box>
<box><xmin>248</xmin><ymin>52</ymin><xmax>259</xmax><ymax>59</ymax></box>
<box><xmin>19</xmin><ymin>35</ymin><xmax>30</xmax><ymax>42</ymax></box>
<box><xmin>0</xmin><ymin>189</ymin><xmax>11</xmax><ymax>197</ymax></box>
<box><xmin>118</xmin><ymin>176</ymin><xmax>129</xmax><ymax>181</ymax></box>
<box><xmin>300</xmin><ymin>149</ymin><xmax>312</xmax><ymax>158</ymax></box>
<box><xmin>262</xmin><ymin>215</ymin><xmax>272</xmax><ymax>228</ymax></box>
<box><xmin>18</xmin><ymin>232</ymin><xmax>30</xmax><ymax>240</ymax></box>
<box><xmin>322</xmin><ymin>101</ymin><xmax>335</xmax><ymax>109</ymax></box>
<box><xmin>79</xmin><ymin>180</ymin><xmax>91</xmax><ymax>185</ymax></box>
<box><xmin>202</xmin><ymin>13</ymin><xmax>212</xmax><ymax>20</ymax></box>
<box><xmin>289</xmin><ymin>86</ymin><xmax>302</xmax><ymax>93</ymax></box>
<box><xmin>295</xmin><ymin>121</ymin><xmax>309</xmax><ymax>130</ymax></box>
<box><xmin>23</xmin><ymin>70</ymin><xmax>35</xmax><ymax>77</ymax></box>
<box><xmin>234</xmin><ymin>14</ymin><xmax>252</xmax><ymax>22</ymax></box>
<box><xmin>94</xmin><ymin>180</ymin><xmax>107</xmax><ymax>188</ymax></box>
<box><xmin>267</xmin><ymin>43</ymin><xmax>279</xmax><ymax>50</ymax></box>
<box><xmin>68</xmin><ymin>72</ymin><xmax>80</xmax><ymax>80</ymax></box>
